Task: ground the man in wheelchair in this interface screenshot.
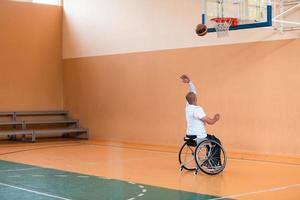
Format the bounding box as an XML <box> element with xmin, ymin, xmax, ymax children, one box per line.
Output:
<box><xmin>180</xmin><ymin>74</ymin><xmax>223</xmax><ymax>171</ymax></box>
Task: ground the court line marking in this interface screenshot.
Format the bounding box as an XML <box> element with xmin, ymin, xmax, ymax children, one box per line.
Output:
<box><xmin>0</xmin><ymin>182</ymin><xmax>72</xmax><ymax>200</ymax></box>
<box><xmin>127</xmin><ymin>181</ymin><xmax>147</xmax><ymax>199</ymax></box>
<box><xmin>0</xmin><ymin>141</ymin><xmax>82</xmax><ymax>149</ymax></box>
<box><xmin>209</xmin><ymin>183</ymin><xmax>300</xmax><ymax>200</ymax></box>
<box><xmin>1</xmin><ymin>141</ymin><xmax>298</xmax><ymax>166</ymax></box>
<box><xmin>31</xmin><ymin>175</ymin><xmax>45</xmax><ymax>177</ymax></box>
<box><xmin>2</xmin><ymin>141</ymin><xmax>296</xmax><ymax>167</ymax></box>
<box><xmin>0</xmin><ymin>143</ymin><xmax>85</xmax><ymax>156</ymax></box>
<box><xmin>55</xmin><ymin>175</ymin><xmax>68</xmax><ymax>177</ymax></box>
<box><xmin>77</xmin><ymin>175</ymin><xmax>89</xmax><ymax>178</ymax></box>
<box><xmin>78</xmin><ymin>143</ymin><xmax>300</xmax><ymax>168</ymax></box>
<box><xmin>0</xmin><ymin>167</ymin><xmax>39</xmax><ymax>173</ymax></box>
<box><xmin>81</xmin><ymin>142</ymin><xmax>300</xmax><ymax>166</ymax></box>
<box><xmin>85</xmin><ymin>142</ymin><xmax>177</xmax><ymax>155</ymax></box>
<box><xmin>229</xmin><ymin>157</ymin><xmax>300</xmax><ymax>167</ymax></box>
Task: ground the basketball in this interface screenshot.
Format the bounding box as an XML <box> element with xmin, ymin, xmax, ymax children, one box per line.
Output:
<box><xmin>195</xmin><ymin>24</ymin><xmax>208</xmax><ymax>36</ymax></box>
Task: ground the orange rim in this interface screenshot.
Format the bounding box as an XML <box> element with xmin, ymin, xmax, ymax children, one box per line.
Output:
<box><xmin>211</xmin><ymin>17</ymin><xmax>238</xmax><ymax>27</ymax></box>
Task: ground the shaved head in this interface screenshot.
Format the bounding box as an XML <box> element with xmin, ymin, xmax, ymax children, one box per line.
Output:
<box><xmin>186</xmin><ymin>92</ymin><xmax>197</xmax><ymax>105</ymax></box>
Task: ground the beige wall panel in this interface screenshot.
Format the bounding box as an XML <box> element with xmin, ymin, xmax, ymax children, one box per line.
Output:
<box><xmin>0</xmin><ymin>1</ymin><xmax>64</xmax><ymax>111</ymax></box>
<box><xmin>63</xmin><ymin>39</ymin><xmax>300</xmax><ymax>157</ymax></box>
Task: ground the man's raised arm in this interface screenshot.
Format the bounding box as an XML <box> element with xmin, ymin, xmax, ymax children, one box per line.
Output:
<box><xmin>180</xmin><ymin>74</ymin><xmax>197</xmax><ymax>94</ymax></box>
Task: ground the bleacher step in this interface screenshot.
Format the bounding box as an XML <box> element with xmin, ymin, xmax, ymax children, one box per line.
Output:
<box><xmin>0</xmin><ymin>110</ymin><xmax>88</xmax><ymax>142</ymax></box>
<box><xmin>34</xmin><ymin>128</ymin><xmax>88</xmax><ymax>134</ymax></box>
<box><xmin>15</xmin><ymin>111</ymin><xmax>69</xmax><ymax>116</ymax></box>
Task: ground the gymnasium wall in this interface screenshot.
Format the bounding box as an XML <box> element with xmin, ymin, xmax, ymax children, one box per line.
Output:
<box><xmin>62</xmin><ymin>0</ymin><xmax>300</xmax><ymax>157</ymax></box>
<box><xmin>63</xmin><ymin>39</ymin><xmax>300</xmax><ymax>157</ymax></box>
<box><xmin>62</xmin><ymin>0</ymin><xmax>300</xmax><ymax>58</ymax></box>
<box><xmin>0</xmin><ymin>0</ymin><xmax>63</xmax><ymax>111</ymax></box>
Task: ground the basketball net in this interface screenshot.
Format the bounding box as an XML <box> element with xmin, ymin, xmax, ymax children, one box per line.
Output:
<box><xmin>211</xmin><ymin>18</ymin><xmax>238</xmax><ymax>37</ymax></box>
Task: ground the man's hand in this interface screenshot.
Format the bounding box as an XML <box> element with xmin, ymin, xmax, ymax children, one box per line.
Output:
<box><xmin>202</xmin><ymin>114</ymin><xmax>220</xmax><ymax>125</ymax></box>
<box><xmin>214</xmin><ymin>114</ymin><xmax>220</xmax><ymax>121</ymax></box>
<box><xmin>180</xmin><ymin>74</ymin><xmax>190</xmax><ymax>83</ymax></box>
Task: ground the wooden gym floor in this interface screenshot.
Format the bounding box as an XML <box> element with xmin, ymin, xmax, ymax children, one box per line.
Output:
<box><xmin>0</xmin><ymin>139</ymin><xmax>299</xmax><ymax>200</ymax></box>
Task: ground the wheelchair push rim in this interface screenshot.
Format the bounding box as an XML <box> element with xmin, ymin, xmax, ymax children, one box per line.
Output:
<box><xmin>178</xmin><ymin>142</ymin><xmax>197</xmax><ymax>171</ymax></box>
<box><xmin>194</xmin><ymin>140</ymin><xmax>227</xmax><ymax>175</ymax></box>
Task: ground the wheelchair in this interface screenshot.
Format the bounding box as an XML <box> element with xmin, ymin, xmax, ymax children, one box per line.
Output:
<box><xmin>178</xmin><ymin>135</ymin><xmax>227</xmax><ymax>175</ymax></box>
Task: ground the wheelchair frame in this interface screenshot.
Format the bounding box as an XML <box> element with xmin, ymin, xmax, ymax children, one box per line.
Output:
<box><xmin>178</xmin><ymin>135</ymin><xmax>227</xmax><ymax>175</ymax></box>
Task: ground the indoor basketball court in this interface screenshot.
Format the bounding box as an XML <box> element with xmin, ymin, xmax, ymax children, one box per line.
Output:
<box><xmin>0</xmin><ymin>0</ymin><xmax>300</xmax><ymax>200</ymax></box>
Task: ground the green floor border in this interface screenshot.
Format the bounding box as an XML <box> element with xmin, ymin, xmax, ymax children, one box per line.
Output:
<box><xmin>0</xmin><ymin>160</ymin><xmax>230</xmax><ymax>200</ymax></box>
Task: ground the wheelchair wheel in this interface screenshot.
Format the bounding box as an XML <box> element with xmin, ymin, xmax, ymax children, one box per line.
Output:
<box><xmin>178</xmin><ymin>142</ymin><xmax>197</xmax><ymax>171</ymax></box>
<box><xmin>194</xmin><ymin>140</ymin><xmax>227</xmax><ymax>175</ymax></box>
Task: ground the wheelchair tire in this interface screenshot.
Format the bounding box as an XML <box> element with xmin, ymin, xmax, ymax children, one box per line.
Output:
<box><xmin>194</xmin><ymin>140</ymin><xmax>227</xmax><ymax>175</ymax></box>
<box><xmin>178</xmin><ymin>142</ymin><xmax>197</xmax><ymax>171</ymax></box>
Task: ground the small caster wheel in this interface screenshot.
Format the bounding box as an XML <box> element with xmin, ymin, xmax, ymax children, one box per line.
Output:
<box><xmin>179</xmin><ymin>165</ymin><xmax>184</xmax><ymax>171</ymax></box>
<box><xmin>194</xmin><ymin>170</ymin><xmax>198</xmax><ymax>175</ymax></box>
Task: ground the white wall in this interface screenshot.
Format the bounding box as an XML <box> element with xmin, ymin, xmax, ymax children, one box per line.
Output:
<box><xmin>63</xmin><ymin>0</ymin><xmax>300</xmax><ymax>58</ymax></box>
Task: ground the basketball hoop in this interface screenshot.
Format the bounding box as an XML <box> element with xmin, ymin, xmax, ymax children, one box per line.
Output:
<box><xmin>211</xmin><ymin>17</ymin><xmax>238</xmax><ymax>37</ymax></box>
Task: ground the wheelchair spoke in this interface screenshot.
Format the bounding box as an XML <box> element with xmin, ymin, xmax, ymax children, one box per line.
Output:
<box><xmin>185</xmin><ymin>157</ymin><xmax>195</xmax><ymax>164</ymax></box>
<box><xmin>179</xmin><ymin>143</ymin><xmax>197</xmax><ymax>170</ymax></box>
<box><xmin>183</xmin><ymin>148</ymin><xmax>189</xmax><ymax>162</ymax></box>
<box><xmin>207</xmin><ymin>148</ymin><xmax>218</xmax><ymax>160</ymax></box>
<box><xmin>197</xmin><ymin>158</ymin><xmax>208</xmax><ymax>166</ymax></box>
<box><xmin>187</xmin><ymin>145</ymin><xmax>194</xmax><ymax>153</ymax></box>
<box><xmin>195</xmin><ymin>145</ymin><xmax>209</xmax><ymax>166</ymax></box>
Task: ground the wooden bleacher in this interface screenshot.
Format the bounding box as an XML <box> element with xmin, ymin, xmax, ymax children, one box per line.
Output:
<box><xmin>0</xmin><ymin>111</ymin><xmax>88</xmax><ymax>142</ymax></box>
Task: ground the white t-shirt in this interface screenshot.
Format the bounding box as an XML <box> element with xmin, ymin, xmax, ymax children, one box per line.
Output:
<box><xmin>185</xmin><ymin>82</ymin><xmax>207</xmax><ymax>138</ymax></box>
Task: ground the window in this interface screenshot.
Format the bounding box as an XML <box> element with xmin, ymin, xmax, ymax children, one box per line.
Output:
<box><xmin>32</xmin><ymin>0</ymin><xmax>61</xmax><ymax>5</ymax></box>
<box><xmin>13</xmin><ymin>0</ymin><xmax>61</xmax><ymax>6</ymax></box>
